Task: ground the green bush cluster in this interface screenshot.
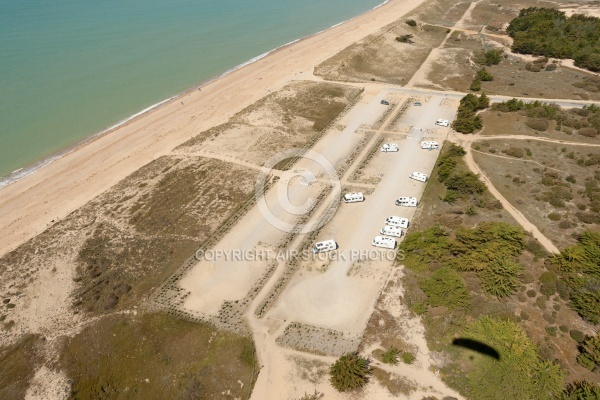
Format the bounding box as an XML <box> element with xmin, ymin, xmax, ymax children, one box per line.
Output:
<box><xmin>461</xmin><ymin>317</ymin><xmax>564</xmax><ymax>400</ymax></box>
<box><xmin>576</xmin><ymin>334</ymin><xmax>600</xmax><ymax>371</ymax></box>
<box><xmin>401</xmin><ymin>222</ymin><xmax>525</xmax><ymax>298</ymax></box>
<box><xmin>452</xmin><ymin>93</ymin><xmax>489</xmax><ymax>133</ymax></box>
<box><xmin>420</xmin><ymin>267</ymin><xmax>470</xmax><ymax>309</ymax></box>
<box><xmin>470</xmin><ymin>68</ymin><xmax>494</xmax><ymax>91</ymax></box>
<box><xmin>562</xmin><ymin>381</ymin><xmax>600</xmax><ymax>399</ymax></box>
<box><xmin>476</xmin><ymin>48</ymin><xmax>504</xmax><ymax>66</ymax></box>
<box><xmin>329</xmin><ymin>353</ymin><xmax>372</xmax><ymax>392</ymax></box>
<box><xmin>507</xmin><ymin>8</ymin><xmax>600</xmax><ymax>72</ymax></box>
<box><xmin>551</xmin><ymin>231</ymin><xmax>600</xmax><ymax>323</ymax></box>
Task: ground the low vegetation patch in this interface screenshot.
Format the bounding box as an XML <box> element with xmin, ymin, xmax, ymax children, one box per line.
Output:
<box><xmin>60</xmin><ymin>313</ymin><xmax>257</xmax><ymax>399</ymax></box>
<box><xmin>0</xmin><ymin>335</ymin><xmax>42</xmax><ymax>399</ymax></box>
<box><xmin>550</xmin><ymin>231</ymin><xmax>600</xmax><ymax>324</ymax></box>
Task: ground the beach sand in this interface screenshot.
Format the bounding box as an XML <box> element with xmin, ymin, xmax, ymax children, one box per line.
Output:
<box><xmin>0</xmin><ymin>0</ymin><xmax>425</xmax><ymax>259</ymax></box>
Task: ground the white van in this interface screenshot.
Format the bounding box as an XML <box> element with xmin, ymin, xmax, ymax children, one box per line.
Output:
<box><xmin>435</xmin><ymin>119</ymin><xmax>449</xmax><ymax>127</ymax></box>
<box><xmin>372</xmin><ymin>236</ymin><xmax>397</xmax><ymax>249</ymax></box>
<box><xmin>410</xmin><ymin>172</ymin><xmax>428</xmax><ymax>183</ymax></box>
<box><xmin>343</xmin><ymin>192</ymin><xmax>365</xmax><ymax>203</ymax></box>
<box><xmin>381</xmin><ymin>143</ymin><xmax>399</xmax><ymax>152</ymax></box>
<box><xmin>385</xmin><ymin>216</ymin><xmax>409</xmax><ymax>228</ymax></box>
<box><xmin>312</xmin><ymin>240</ymin><xmax>338</xmax><ymax>254</ymax></box>
<box><xmin>380</xmin><ymin>226</ymin><xmax>403</xmax><ymax>238</ymax></box>
<box><xmin>420</xmin><ymin>141</ymin><xmax>439</xmax><ymax>150</ymax></box>
<box><xmin>395</xmin><ymin>197</ymin><xmax>418</xmax><ymax>207</ymax></box>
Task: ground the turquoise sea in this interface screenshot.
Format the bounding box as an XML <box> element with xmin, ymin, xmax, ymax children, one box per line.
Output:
<box><xmin>0</xmin><ymin>0</ymin><xmax>383</xmax><ymax>184</ymax></box>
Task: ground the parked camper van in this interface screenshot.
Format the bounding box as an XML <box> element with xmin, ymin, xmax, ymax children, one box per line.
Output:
<box><xmin>410</xmin><ymin>172</ymin><xmax>428</xmax><ymax>183</ymax></box>
<box><xmin>343</xmin><ymin>192</ymin><xmax>364</xmax><ymax>203</ymax></box>
<box><xmin>380</xmin><ymin>143</ymin><xmax>399</xmax><ymax>152</ymax></box>
<box><xmin>395</xmin><ymin>197</ymin><xmax>418</xmax><ymax>207</ymax></box>
<box><xmin>380</xmin><ymin>225</ymin><xmax>402</xmax><ymax>238</ymax></box>
<box><xmin>312</xmin><ymin>240</ymin><xmax>337</xmax><ymax>254</ymax></box>
<box><xmin>372</xmin><ymin>236</ymin><xmax>397</xmax><ymax>249</ymax></box>
<box><xmin>420</xmin><ymin>141</ymin><xmax>439</xmax><ymax>150</ymax></box>
<box><xmin>385</xmin><ymin>216</ymin><xmax>409</xmax><ymax>228</ymax></box>
<box><xmin>435</xmin><ymin>119</ymin><xmax>449</xmax><ymax>127</ymax></box>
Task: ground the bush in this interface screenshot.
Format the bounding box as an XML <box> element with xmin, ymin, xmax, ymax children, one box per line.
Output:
<box><xmin>405</xmin><ymin>19</ymin><xmax>417</xmax><ymax>27</ymax></box>
<box><xmin>462</xmin><ymin>317</ymin><xmax>564</xmax><ymax>399</ymax></box>
<box><xmin>476</xmin><ymin>68</ymin><xmax>494</xmax><ymax>81</ymax></box>
<box><xmin>445</xmin><ymin>172</ymin><xmax>486</xmax><ymax>195</ymax></box>
<box><xmin>545</xmin><ymin>63</ymin><xmax>557</xmax><ymax>71</ymax></box>
<box><xmin>329</xmin><ymin>353</ymin><xmax>372</xmax><ymax>392</ymax></box>
<box><xmin>420</xmin><ymin>267</ymin><xmax>470</xmax><ymax>309</ymax></box>
<box><xmin>470</xmin><ymin>78</ymin><xmax>482</xmax><ymax>91</ymax></box>
<box><xmin>545</xmin><ymin>326</ymin><xmax>558</xmax><ymax>336</ymax></box>
<box><xmin>526</xmin><ymin>119</ymin><xmax>549</xmax><ymax>131</ymax></box>
<box><xmin>503</xmin><ymin>147</ymin><xmax>524</xmax><ymax>158</ymax></box>
<box><xmin>566</xmin><ymin>175</ymin><xmax>576</xmax><ymax>183</ymax></box>
<box><xmin>381</xmin><ymin>347</ymin><xmax>399</xmax><ymax>365</ymax></box>
<box><xmin>548</xmin><ymin>213</ymin><xmax>561</xmax><ymax>221</ymax></box>
<box><xmin>478</xmin><ymin>48</ymin><xmax>504</xmax><ymax>66</ymax></box>
<box><xmin>401</xmin><ymin>352</ymin><xmax>416</xmax><ymax>364</ymax></box>
<box><xmin>396</xmin><ymin>34</ymin><xmax>414</xmax><ymax>44</ymax></box>
<box><xmin>559</xmin><ymin>220</ymin><xmax>571</xmax><ymax>229</ymax></box>
<box><xmin>579</xmin><ymin>127</ymin><xmax>598</xmax><ymax>137</ymax></box>
<box><xmin>527</xmin><ymin>289</ymin><xmax>537</xmax><ymax>298</ymax></box>
<box><xmin>570</xmin><ymin>330</ymin><xmax>586</xmax><ymax>343</ymax></box>
<box><xmin>479</xmin><ymin>258</ymin><xmax>524</xmax><ymax>298</ymax></box>
<box><xmin>576</xmin><ymin>334</ymin><xmax>600</xmax><ymax>371</ymax></box>
<box><xmin>562</xmin><ymin>381</ymin><xmax>600</xmax><ymax>399</ymax></box>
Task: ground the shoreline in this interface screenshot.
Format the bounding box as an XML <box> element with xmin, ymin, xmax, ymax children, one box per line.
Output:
<box><xmin>0</xmin><ymin>0</ymin><xmax>423</xmax><ymax>258</ymax></box>
<box><xmin>0</xmin><ymin>0</ymin><xmax>389</xmax><ymax>191</ymax></box>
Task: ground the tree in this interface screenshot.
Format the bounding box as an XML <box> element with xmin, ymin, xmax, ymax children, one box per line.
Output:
<box><xmin>577</xmin><ymin>334</ymin><xmax>600</xmax><ymax>371</ymax></box>
<box><xmin>562</xmin><ymin>381</ymin><xmax>600</xmax><ymax>400</ymax></box>
<box><xmin>329</xmin><ymin>353</ymin><xmax>372</xmax><ymax>392</ymax></box>
<box><xmin>479</xmin><ymin>92</ymin><xmax>490</xmax><ymax>108</ymax></box>
<box><xmin>476</xmin><ymin>68</ymin><xmax>494</xmax><ymax>81</ymax></box>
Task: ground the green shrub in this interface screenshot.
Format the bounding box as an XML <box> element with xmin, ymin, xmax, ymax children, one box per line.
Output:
<box><xmin>545</xmin><ymin>326</ymin><xmax>558</xmax><ymax>336</ymax></box>
<box><xmin>405</xmin><ymin>19</ymin><xmax>417</xmax><ymax>27</ymax></box>
<box><xmin>443</xmin><ymin>190</ymin><xmax>459</xmax><ymax>204</ymax></box>
<box><xmin>420</xmin><ymin>267</ymin><xmax>470</xmax><ymax>309</ymax></box>
<box><xmin>445</xmin><ymin>172</ymin><xmax>486</xmax><ymax>195</ymax></box>
<box><xmin>381</xmin><ymin>347</ymin><xmax>399</xmax><ymax>365</ymax></box>
<box><xmin>479</xmin><ymin>258</ymin><xmax>524</xmax><ymax>298</ymax></box>
<box><xmin>401</xmin><ymin>352</ymin><xmax>416</xmax><ymax>364</ymax></box>
<box><xmin>566</xmin><ymin>175</ymin><xmax>576</xmax><ymax>183</ymax></box>
<box><xmin>462</xmin><ymin>317</ymin><xmax>564</xmax><ymax>400</ymax></box>
<box><xmin>476</xmin><ymin>68</ymin><xmax>494</xmax><ymax>81</ymax></box>
<box><xmin>470</xmin><ymin>78</ymin><xmax>482</xmax><ymax>91</ymax></box>
<box><xmin>562</xmin><ymin>381</ymin><xmax>600</xmax><ymax>399</ymax></box>
<box><xmin>579</xmin><ymin>127</ymin><xmax>598</xmax><ymax>137</ymax></box>
<box><xmin>477</xmin><ymin>48</ymin><xmax>504</xmax><ymax>66</ymax></box>
<box><xmin>548</xmin><ymin>213</ymin><xmax>561</xmax><ymax>221</ymax></box>
<box><xmin>570</xmin><ymin>330</ymin><xmax>586</xmax><ymax>343</ymax></box>
<box><xmin>526</xmin><ymin>119</ymin><xmax>549</xmax><ymax>131</ymax></box>
<box><xmin>527</xmin><ymin>289</ymin><xmax>537</xmax><ymax>298</ymax></box>
<box><xmin>503</xmin><ymin>147</ymin><xmax>524</xmax><ymax>158</ymax></box>
<box><xmin>329</xmin><ymin>353</ymin><xmax>372</xmax><ymax>392</ymax></box>
<box><xmin>576</xmin><ymin>334</ymin><xmax>600</xmax><ymax>371</ymax></box>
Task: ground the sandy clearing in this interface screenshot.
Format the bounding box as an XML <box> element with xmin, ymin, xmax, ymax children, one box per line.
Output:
<box><xmin>0</xmin><ymin>0</ymin><xmax>428</xmax><ymax>259</ymax></box>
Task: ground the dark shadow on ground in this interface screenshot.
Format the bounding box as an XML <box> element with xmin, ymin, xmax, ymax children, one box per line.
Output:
<box><xmin>452</xmin><ymin>338</ymin><xmax>500</xmax><ymax>360</ymax></box>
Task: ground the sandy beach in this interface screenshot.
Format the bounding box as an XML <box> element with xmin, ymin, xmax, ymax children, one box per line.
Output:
<box><xmin>0</xmin><ymin>0</ymin><xmax>426</xmax><ymax>258</ymax></box>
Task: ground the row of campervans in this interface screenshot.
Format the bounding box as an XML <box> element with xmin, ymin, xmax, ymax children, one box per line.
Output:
<box><xmin>372</xmin><ymin>215</ymin><xmax>410</xmax><ymax>248</ymax></box>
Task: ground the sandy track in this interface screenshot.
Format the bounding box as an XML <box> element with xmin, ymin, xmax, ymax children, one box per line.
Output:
<box><xmin>0</xmin><ymin>0</ymin><xmax>428</xmax><ymax>258</ymax></box>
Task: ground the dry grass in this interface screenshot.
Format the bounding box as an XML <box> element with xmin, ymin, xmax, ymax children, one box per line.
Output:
<box><xmin>473</xmin><ymin>139</ymin><xmax>600</xmax><ymax>248</ymax></box>
<box><xmin>0</xmin><ymin>334</ymin><xmax>42</xmax><ymax>400</ymax></box>
<box><xmin>314</xmin><ymin>21</ymin><xmax>448</xmax><ymax>84</ymax></box>
<box><xmin>405</xmin><ymin>0</ymin><xmax>473</xmax><ymax>27</ymax></box>
<box><xmin>178</xmin><ymin>81</ymin><xmax>361</xmax><ymax>166</ymax></box>
<box><xmin>59</xmin><ymin>312</ymin><xmax>257</xmax><ymax>400</ymax></box>
<box><xmin>371</xmin><ymin>367</ymin><xmax>417</xmax><ymax>397</ymax></box>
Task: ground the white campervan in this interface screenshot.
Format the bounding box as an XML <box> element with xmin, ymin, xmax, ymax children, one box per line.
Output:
<box><xmin>380</xmin><ymin>226</ymin><xmax>403</xmax><ymax>238</ymax></box>
<box><xmin>420</xmin><ymin>141</ymin><xmax>440</xmax><ymax>150</ymax></box>
<box><xmin>312</xmin><ymin>240</ymin><xmax>337</xmax><ymax>254</ymax></box>
<box><xmin>385</xmin><ymin>216</ymin><xmax>409</xmax><ymax>228</ymax></box>
<box><xmin>410</xmin><ymin>172</ymin><xmax>428</xmax><ymax>183</ymax></box>
<box><xmin>343</xmin><ymin>192</ymin><xmax>365</xmax><ymax>203</ymax></box>
<box><xmin>381</xmin><ymin>143</ymin><xmax>399</xmax><ymax>152</ymax></box>
<box><xmin>372</xmin><ymin>236</ymin><xmax>397</xmax><ymax>249</ymax></box>
<box><xmin>435</xmin><ymin>119</ymin><xmax>449</xmax><ymax>127</ymax></box>
<box><xmin>395</xmin><ymin>197</ymin><xmax>418</xmax><ymax>207</ymax></box>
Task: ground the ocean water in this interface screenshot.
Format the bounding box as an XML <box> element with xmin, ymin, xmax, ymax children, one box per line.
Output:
<box><xmin>0</xmin><ymin>0</ymin><xmax>383</xmax><ymax>182</ymax></box>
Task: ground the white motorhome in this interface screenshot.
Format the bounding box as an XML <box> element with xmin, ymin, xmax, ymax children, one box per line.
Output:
<box><xmin>381</xmin><ymin>143</ymin><xmax>399</xmax><ymax>152</ymax></box>
<box><xmin>420</xmin><ymin>141</ymin><xmax>440</xmax><ymax>150</ymax></box>
<box><xmin>312</xmin><ymin>239</ymin><xmax>338</xmax><ymax>254</ymax></box>
<box><xmin>395</xmin><ymin>197</ymin><xmax>418</xmax><ymax>207</ymax></box>
<box><xmin>343</xmin><ymin>192</ymin><xmax>365</xmax><ymax>203</ymax></box>
<box><xmin>410</xmin><ymin>172</ymin><xmax>428</xmax><ymax>183</ymax></box>
<box><xmin>385</xmin><ymin>216</ymin><xmax>409</xmax><ymax>228</ymax></box>
<box><xmin>372</xmin><ymin>236</ymin><xmax>397</xmax><ymax>249</ymax></box>
<box><xmin>435</xmin><ymin>119</ymin><xmax>449</xmax><ymax>127</ymax></box>
<box><xmin>380</xmin><ymin>225</ymin><xmax>403</xmax><ymax>238</ymax></box>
